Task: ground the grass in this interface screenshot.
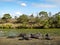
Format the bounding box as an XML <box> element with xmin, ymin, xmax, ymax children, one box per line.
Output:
<box><xmin>0</xmin><ymin>28</ymin><xmax>60</xmax><ymax>36</ymax></box>
<box><xmin>0</xmin><ymin>29</ymin><xmax>60</xmax><ymax>45</ymax></box>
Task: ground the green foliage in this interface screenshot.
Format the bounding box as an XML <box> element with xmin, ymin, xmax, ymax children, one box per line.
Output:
<box><xmin>0</xmin><ymin>11</ymin><xmax>60</xmax><ymax>29</ymax></box>
<box><xmin>35</xmin><ymin>16</ymin><xmax>40</xmax><ymax>23</ymax></box>
<box><xmin>2</xmin><ymin>14</ymin><xmax>12</xmax><ymax>19</ymax></box>
<box><xmin>39</xmin><ymin>11</ymin><xmax>48</xmax><ymax>18</ymax></box>
<box><xmin>17</xmin><ymin>14</ymin><xmax>28</xmax><ymax>23</ymax></box>
<box><xmin>2</xmin><ymin>14</ymin><xmax>12</xmax><ymax>23</ymax></box>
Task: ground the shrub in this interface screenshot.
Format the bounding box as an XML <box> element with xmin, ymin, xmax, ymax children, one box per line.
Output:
<box><xmin>0</xmin><ymin>23</ymin><xmax>13</xmax><ymax>29</ymax></box>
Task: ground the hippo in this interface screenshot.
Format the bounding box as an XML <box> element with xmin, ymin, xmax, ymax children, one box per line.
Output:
<box><xmin>18</xmin><ymin>33</ymin><xmax>26</xmax><ymax>37</ymax></box>
<box><xmin>45</xmin><ymin>33</ymin><xmax>51</xmax><ymax>40</ymax></box>
<box><xmin>31</xmin><ymin>33</ymin><xmax>41</xmax><ymax>39</ymax></box>
<box><xmin>23</xmin><ymin>34</ymin><xmax>31</xmax><ymax>40</ymax></box>
<box><xmin>18</xmin><ymin>33</ymin><xmax>31</xmax><ymax>40</ymax></box>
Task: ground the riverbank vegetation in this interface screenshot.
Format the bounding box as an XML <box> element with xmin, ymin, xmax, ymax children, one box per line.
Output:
<box><xmin>0</xmin><ymin>11</ymin><xmax>60</xmax><ymax>29</ymax></box>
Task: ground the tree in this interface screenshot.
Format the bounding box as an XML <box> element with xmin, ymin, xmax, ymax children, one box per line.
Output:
<box><xmin>2</xmin><ymin>14</ymin><xmax>12</xmax><ymax>23</ymax></box>
<box><xmin>54</xmin><ymin>12</ymin><xmax>60</xmax><ymax>28</ymax></box>
<box><xmin>35</xmin><ymin>15</ymin><xmax>40</xmax><ymax>23</ymax></box>
<box><xmin>39</xmin><ymin>11</ymin><xmax>49</xmax><ymax>28</ymax></box>
<box><xmin>2</xmin><ymin>14</ymin><xmax>12</xmax><ymax>19</ymax></box>
<box><xmin>28</xmin><ymin>14</ymin><xmax>36</xmax><ymax>29</ymax></box>
<box><xmin>17</xmin><ymin>14</ymin><xmax>28</xmax><ymax>23</ymax></box>
<box><xmin>48</xmin><ymin>17</ymin><xmax>54</xmax><ymax>28</ymax></box>
<box><xmin>39</xmin><ymin>11</ymin><xmax>48</xmax><ymax>18</ymax></box>
<box><xmin>14</xmin><ymin>16</ymin><xmax>17</xmax><ymax>19</ymax></box>
<box><xmin>28</xmin><ymin>14</ymin><xmax>35</xmax><ymax>23</ymax></box>
<box><xmin>39</xmin><ymin>11</ymin><xmax>48</xmax><ymax>25</ymax></box>
<box><xmin>48</xmin><ymin>12</ymin><xmax>60</xmax><ymax>28</ymax></box>
<box><xmin>48</xmin><ymin>12</ymin><xmax>52</xmax><ymax>17</ymax></box>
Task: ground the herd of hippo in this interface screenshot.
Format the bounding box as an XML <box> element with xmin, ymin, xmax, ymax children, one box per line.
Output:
<box><xmin>7</xmin><ymin>33</ymin><xmax>53</xmax><ymax>40</ymax></box>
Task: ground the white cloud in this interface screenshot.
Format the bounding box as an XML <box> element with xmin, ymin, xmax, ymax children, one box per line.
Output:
<box><xmin>15</xmin><ymin>12</ymin><xmax>22</xmax><ymax>15</ymax></box>
<box><xmin>20</xmin><ymin>3</ymin><xmax>27</xmax><ymax>7</ymax></box>
<box><xmin>17</xmin><ymin>1</ymin><xmax>27</xmax><ymax>7</ymax></box>
<box><xmin>32</xmin><ymin>3</ymin><xmax>56</xmax><ymax>8</ymax></box>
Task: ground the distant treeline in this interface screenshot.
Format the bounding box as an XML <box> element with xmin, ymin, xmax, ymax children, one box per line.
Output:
<box><xmin>0</xmin><ymin>11</ymin><xmax>60</xmax><ymax>29</ymax></box>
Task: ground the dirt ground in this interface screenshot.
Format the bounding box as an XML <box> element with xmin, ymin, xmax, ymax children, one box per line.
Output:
<box><xmin>0</xmin><ymin>36</ymin><xmax>60</xmax><ymax>45</ymax></box>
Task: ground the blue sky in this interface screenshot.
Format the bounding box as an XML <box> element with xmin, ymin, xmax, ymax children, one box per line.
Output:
<box><xmin>0</xmin><ymin>0</ymin><xmax>60</xmax><ymax>18</ymax></box>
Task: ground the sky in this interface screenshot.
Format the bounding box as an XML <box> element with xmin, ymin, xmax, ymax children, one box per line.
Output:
<box><xmin>0</xmin><ymin>0</ymin><xmax>60</xmax><ymax>18</ymax></box>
